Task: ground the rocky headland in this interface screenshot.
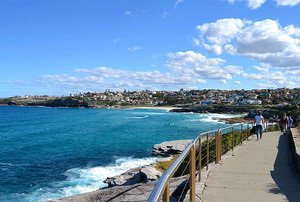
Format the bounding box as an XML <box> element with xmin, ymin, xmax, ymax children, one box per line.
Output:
<box><xmin>46</xmin><ymin>139</ymin><xmax>193</xmax><ymax>202</ymax></box>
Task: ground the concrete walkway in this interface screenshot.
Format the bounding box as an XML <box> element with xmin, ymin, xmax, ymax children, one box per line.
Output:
<box><xmin>201</xmin><ymin>131</ymin><xmax>300</xmax><ymax>202</ymax></box>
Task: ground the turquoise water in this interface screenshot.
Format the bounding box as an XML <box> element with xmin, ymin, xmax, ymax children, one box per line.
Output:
<box><xmin>0</xmin><ymin>106</ymin><xmax>238</xmax><ymax>201</ymax></box>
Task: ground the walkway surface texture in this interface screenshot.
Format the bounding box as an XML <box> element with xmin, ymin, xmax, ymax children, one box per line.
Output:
<box><xmin>201</xmin><ymin>131</ymin><xmax>300</xmax><ymax>202</ymax></box>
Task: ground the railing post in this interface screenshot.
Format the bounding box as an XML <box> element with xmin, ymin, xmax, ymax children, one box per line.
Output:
<box><xmin>163</xmin><ymin>182</ymin><xmax>170</xmax><ymax>202</ymax></box>
<box><xmin>190</xmin><ymin>144</ymin><xmax>196</xmax><ymax>202</ymax></box>
<box><xmin>241</xmin><ymin>124</ymin><xmax>243</xmax><ymax>145</ymax></box>
<box><xmin>247</xmin><ymin>123</ymin><xmax>249</xmax><ymax>140</ymax></box>
<box><xmin>206</xmin><ymin>133</ymin><xmax>209</xmax><ymax>171</ymax></box>
<box><xmin>198</xmin><ymin>138</ymin><xmax>201</xmax><ymax>182</ymax></box>
<box><xmin>232</xmin><ymin>127</ymin><xmax>234</xmax><ymax>151</ymax></box>
<box><xmin>215</xmin><ymin>132</ymin><xmax>219</xmax><ymax>164</ymax></box>
<box><xmin>218</xmin><ymin>131</ymin><xmax>221</xmax><ymax>162</ymax></box>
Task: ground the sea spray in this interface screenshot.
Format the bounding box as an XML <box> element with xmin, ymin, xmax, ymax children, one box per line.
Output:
<box><xmin>22</xmin><ymin>157</ymin><xmax>158</xmax><ymax>202</ymax></box>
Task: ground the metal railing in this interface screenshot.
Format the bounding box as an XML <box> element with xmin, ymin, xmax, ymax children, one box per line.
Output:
<box><xmin>148</xmin><ymin>121</ymin><xmax>278</xmax><ymax>202</ymax></box>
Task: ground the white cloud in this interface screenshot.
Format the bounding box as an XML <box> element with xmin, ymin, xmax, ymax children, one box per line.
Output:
<box><xmin>165</xmin><ymin>51</ymin><xmax>242</xmax><ymax>80</ymax></box>
<box><xmin>253</xmin><ymin>65</ymin><xmax>269</xmax><ymax>73</ymax></box>
<box><xmin>193</xmin><ymin>37</ymin><xmax>201</xmax><ymax>46</ymax></box>
<box><xmin>224</xmin><ymin>65</ymin><xmax>244</xmax><ymax>75</ymax></box>
<box><xmin>203</xmin><ymin>44</ymin><xmax>223</xmax><ymax>55</ymax></box>
<box><xmin>256</xmin><ymin>83</ymin><xmax>274</xmax><ymax>88</ymax></box>
<box><xmin>227</xmin><ymin>0</ymin><xmax>300</xmax><ymax>8</ymax></box>
<box><xmin>283</xmin><ymin>25</ymin><xmax>300</xmax><ymax>37</ymax></box>
<box><xmin>174</xmin><ymin>0</ymin><xmax>184</xmax><ymax>7</ymax></box>
<box><xmin>284</xmin><ymin>68</ymin><xmax>300</xmax><ymax>83</ymax></box>
<box><xmin>196</xmin><ymin>18</ymin><xmax>248</xmax><ymax>45</ymax></box>
<box><xmin>128</xmin><ymin>46</ymin><xmax>142</xmax><ymax>52</ymax></box>
<box><xmin>221</xmin><ymin>79</ymin><xmax>227</xmax><ymax>84</ymax></box>
<box><xmin>233</xmin><ymin>81</ymin><xmax>241</xmax><ymax>85</ymax></box>
<box><xmin>242</xmin><ymin>71</ymin><xmax>286</xmax><ymax>81</ymax></box>
<box><xmin>125</xmin><ymin>11</ymin><xmax>132</xmax><ymax>15</ymax></box>
<box><xmin>248</xmin><ymin>0</ymin><xmax>266</xmax><ymax>9</ymax></box>
<box><xmin>195</xmin><ymin>18</ymin><xmax>300</xmax><ymax>70</ymax></box>
<box><xmin>275</xmin><ymin>0</ymin><xmax>300</xmax><ymax>6</ymax></box>
<box><xmin>224</xmin><ymin>44</ymin><xmax>236</xmax><ymax>55</ymax></box>
<box><xmin>236</xmin><ymin>19</ymin><xmax>300</xmax><ymax>69</ymax></box>
<box><xmin>166</xmin><ymin>51</ymin><xmax>225</xmax><ymax>70</ymax></box>
<box><xmin>162</xmin><ymin>11</ymin><xmax>169</xmax><ymax>18</ymax></box>
<box><xmin>242</xmin><ymin>71</ymin><xmax>296</xmax><ymax>88</ymax></box>
<box><xmin>38</xmin><ymin>51</ymin><xmax>247</xmax><ymax>92</ymax></box>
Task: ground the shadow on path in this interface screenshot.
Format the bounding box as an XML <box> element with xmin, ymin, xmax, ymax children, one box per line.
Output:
<box><xmin>270</xmin><ymin>133</ymin><xmax>300</xmax><ymax>201</ymax></box>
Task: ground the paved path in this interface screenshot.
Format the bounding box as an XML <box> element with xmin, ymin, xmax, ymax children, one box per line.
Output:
<box><xmin>201</xmin><ymin>131</ymin><xmax>300</xmax><ymax>202</ymax></box>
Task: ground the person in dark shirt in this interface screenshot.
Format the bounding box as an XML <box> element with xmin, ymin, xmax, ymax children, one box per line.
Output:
<box><xmin>279</xmin><ymin>114</ymin><xmax>288</xmax><ymax>134</ymax></box>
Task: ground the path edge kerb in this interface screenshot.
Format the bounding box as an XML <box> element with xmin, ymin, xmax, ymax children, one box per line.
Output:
<box><xmin>290</xmin><ymin>128</ymin><xmax>300</xmax><ymax>174</ymax></box>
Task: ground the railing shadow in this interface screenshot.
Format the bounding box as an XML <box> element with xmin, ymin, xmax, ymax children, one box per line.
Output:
<box><xmin>270</xmin><ymin>133</ymin><xmax>300</xmax><ymax>201</ymax></box>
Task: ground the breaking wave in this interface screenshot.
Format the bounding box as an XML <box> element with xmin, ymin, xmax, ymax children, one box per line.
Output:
<box><xmin>21</xmin><ymin>156</ymin><xmax>158</xmax><ymax>202</ymax></box>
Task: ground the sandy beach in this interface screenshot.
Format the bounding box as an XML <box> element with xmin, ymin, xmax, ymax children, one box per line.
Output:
<box><xmin>131</xmin><ymin>106</ymin><xmax>180</xmax><ymax>111</ymax></box>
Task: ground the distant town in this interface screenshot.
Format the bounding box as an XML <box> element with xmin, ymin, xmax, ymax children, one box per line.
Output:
<box><xmin>1</xmin><ymin>88</ymin><xmax>299</xmax><ymax>108</ymax></box>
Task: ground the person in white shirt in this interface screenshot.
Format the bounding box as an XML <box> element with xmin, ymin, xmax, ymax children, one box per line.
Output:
<box><xmin>254</xmin><ymin>111</ymin><xmax>265</xmax><ymax>141</ymax></box>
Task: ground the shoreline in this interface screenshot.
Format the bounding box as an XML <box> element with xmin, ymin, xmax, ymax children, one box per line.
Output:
<box><xmin>130</xmin><ymin>106</ymin><xmax>179</xmax><ymax>111</ymax></box>
<box><xmin>0</xmin><ymin>104</ymin><xmax>248</xmax><ymax>114</ymax></box>
<box><xmin>0</xmin><ymin>104</ymin><xmax>179</xmax><ymax>111</ymax></box>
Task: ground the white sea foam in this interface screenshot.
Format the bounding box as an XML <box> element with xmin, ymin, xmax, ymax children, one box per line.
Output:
<box><xmin>0</xmin><ymin>162</ymin><xmax>31</xmax><ymax>167</ymax></box>
<box><xmin>127</xmin><ymin>115</ymin><xmax>149</xmax><ymax>119</ymax></box>
<box><xmin>191</xmin><ymin>113</ymin><xmax>243</xmax><ymax>124</ymax></box>
<box><xmin>24</xmin><ymin>156</ymin><xmax>158</xmax><ymax>202</ymax></box>
<box><xmin>132</xmin><ymin>112</ymin><xmax>167</xmax><ymax>115</ymax></box>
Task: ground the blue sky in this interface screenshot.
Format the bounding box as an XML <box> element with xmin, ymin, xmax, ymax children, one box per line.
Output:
<box><xmin>1</xmin><ymin>0</ymin><xmax>300</xmax><ymax>97</ymax></box>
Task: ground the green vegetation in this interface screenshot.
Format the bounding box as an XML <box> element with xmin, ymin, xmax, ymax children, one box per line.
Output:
<box><xmin>154</xmin><ymin>154</ymin><xmax>180</xmax><ymax>173</ymax></box>
<box><xmin>0</xmin><ymin>98</ymin><xmax>12</xmax><ymax>104</ymax></box>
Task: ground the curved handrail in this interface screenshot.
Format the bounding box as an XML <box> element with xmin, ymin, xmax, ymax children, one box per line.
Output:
<box><xmin>148</xmin><ymin>121</ymin><xmax>277</xmax><ymax>202</ymax></box>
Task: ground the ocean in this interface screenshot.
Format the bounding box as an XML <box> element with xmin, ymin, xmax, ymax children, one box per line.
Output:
<box><xmin>0</xmin><ymin>106</ymin><xmax>239</xmax><ymax>201</ymax></box>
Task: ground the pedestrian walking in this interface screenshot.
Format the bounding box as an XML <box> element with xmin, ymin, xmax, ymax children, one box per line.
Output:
<box><xmin>280</xmin><ymin>114</ymin><xmax>289</xmax><ymax>134</ymax></box>
<box><xmin>254</xmin><ymin>111</ymin><xmax>264</xmax><ymax>141</ymax></box>
<box><xmin>288</xmin><ymin>116</ymin><xmax>293</xmax><ymax>129</ymax></box>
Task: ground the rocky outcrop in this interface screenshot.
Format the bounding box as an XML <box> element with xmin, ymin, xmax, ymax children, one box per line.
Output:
<box><xmin>104</xmin><ymin>168</ymin><xmax>141</xmax><ymax>187</ymax></box>
<box><xmin>140</xmin><ymin>166</ymin><xmax>162</xmax><ymax>182</ymax></box>
<box><xmin>104</xmin><ymin>139</ymin><xmax>193</xmax><ymax>188</ymax></box>
<box><xmin>47</xmin><ymin>181</ymin><xmax>158</xmax><ymax>202</ymax></box>
<box><xmin>152</xmin><ymin>139</ymin><xmax>193</xmax><ymax>157</ymax></box>
<box><xmin>104</xmin><ymin>164</ymin><xmax>162</xmax><ymax>187</ymax></box>
<box><xmin>103</xmin><ymin>139</ymin><xmax>193</xmax><ymax>188</ymax></box>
